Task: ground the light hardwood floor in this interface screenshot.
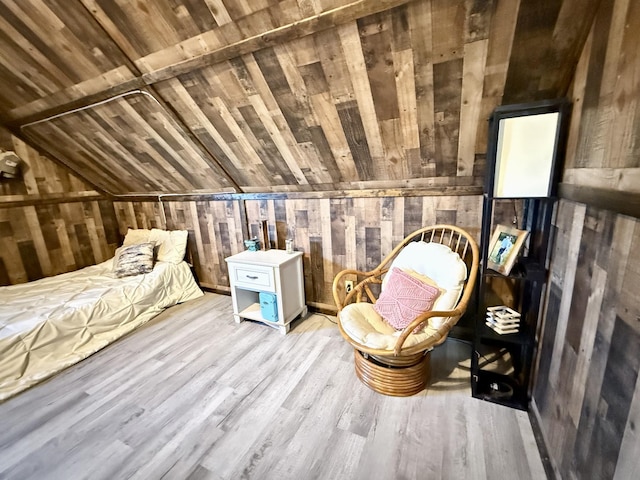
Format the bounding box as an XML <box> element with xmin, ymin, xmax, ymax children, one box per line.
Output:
<box><xmin>0</xmin><ymin>293</ymin><xmax>546</xmax><ymax>480</ymax></box>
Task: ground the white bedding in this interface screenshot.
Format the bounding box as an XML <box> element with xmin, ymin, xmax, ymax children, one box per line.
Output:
<box><xmin>0</xmin><ymin>258</ymin><xmax>203</xmax><ymax>401</ymax></box>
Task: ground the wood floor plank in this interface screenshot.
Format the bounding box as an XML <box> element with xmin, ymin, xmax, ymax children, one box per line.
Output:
<box><xmin>0</xmin><ymin>293</ymin><xmax>545</xmax><ymax>480</ymax></box>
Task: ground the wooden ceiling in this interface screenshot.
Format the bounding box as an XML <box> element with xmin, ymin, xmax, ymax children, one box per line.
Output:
<box><xmin>0</xmin><ymin>0</ymin><xmax>600</xmax><ymax>196</ymax></box>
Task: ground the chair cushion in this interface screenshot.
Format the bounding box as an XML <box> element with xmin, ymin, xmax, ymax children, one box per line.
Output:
<box><xmin>340</xmin><ymin>302</ymin><xmax>441</xmax><ymax>350</ymax></box>
<box><xmin>339</xmin><ymin>241</ymin><xmax>468</xmax><ymax>351</ymax></box>
<box><xmin>374</xmin><ymin>267</ymin><xmax>441</xmax><ymax>330</ymax></box>
<box><xmin>382</xmin><ymin>242</ymin><xmax>467</xmax><ymax>328</ymax></box>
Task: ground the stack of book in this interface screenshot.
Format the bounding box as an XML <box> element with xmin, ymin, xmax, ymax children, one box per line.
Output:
<box><xmin>486</xmin><ymin>306</ymin><xmax>520</xmax><ymax>334</ymax></box>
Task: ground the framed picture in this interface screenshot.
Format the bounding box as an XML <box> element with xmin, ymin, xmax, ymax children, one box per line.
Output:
<box><xmin>487</xmin><ymin>225</ymin><xmax>529</xmax><ymax>275</ymax></box>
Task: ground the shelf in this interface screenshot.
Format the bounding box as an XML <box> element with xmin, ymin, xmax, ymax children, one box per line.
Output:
<box><xmin>473</xmin><ymin>100</ymin><xmax>569</xmax><ymax>411</ymax></box>
<box><xmin>472</xmin><ymin>370</ymin><xmax>528</xmax><ymax>410</ymax></box>
<box><xmin>239</xmin><ymin>302</ymin><xmax>279</xmax><ymax>324</ymax></box>
<box><xmin>482</xmin><ymin>259</ymin><xmax>547</xmax><ymax>280</ymax></box>
<box><xmin>483</xmin><ymin>194</ymin><xmax>558</xmax><ymax>202</ymax></box>
<box><xmin>478</xmin><ymin>322</ymin><xmax>532</xmax><ymax>346</ymax></box>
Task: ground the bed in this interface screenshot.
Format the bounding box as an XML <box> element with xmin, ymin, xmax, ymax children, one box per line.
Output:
<box><xmin>0</xmin><ymin>229</ymin><xmax>203</xmax><ymax>401</ymax></box>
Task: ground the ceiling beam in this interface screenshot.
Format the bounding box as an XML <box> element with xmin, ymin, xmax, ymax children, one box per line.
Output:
<box><xmin>141</xmin><ymin>0</ymin><xmax>415</xmax><ymax>84</ymax></box>
<box><xmin>5</xmin><ymin>0</ymin><xmax>413</xmax><ymax>128</ymax></box>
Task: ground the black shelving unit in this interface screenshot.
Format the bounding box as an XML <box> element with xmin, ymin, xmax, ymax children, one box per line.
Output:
<box><xmin>471</xmin><ymin>99</ymin><xmax>570</xmax><ymax>410</ymax></box>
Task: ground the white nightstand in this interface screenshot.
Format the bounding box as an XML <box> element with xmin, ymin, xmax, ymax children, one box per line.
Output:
<box><xmin>225</xmin><ymin>249</ymin><xmax>307</xmax><ymax>334</ymax></box>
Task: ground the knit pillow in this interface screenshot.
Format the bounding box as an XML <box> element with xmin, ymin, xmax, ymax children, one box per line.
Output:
<box><xmin>374</xmin><ymin>267</ymin><xmax>441</xmax><ymax>331</ymax></box>
<box><xmin>113</xmin><ymin>242</ymin><xmax>155</xmax><ymax>278</ymax></box>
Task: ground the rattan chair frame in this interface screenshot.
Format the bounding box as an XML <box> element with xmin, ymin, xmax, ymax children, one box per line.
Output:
<box><xmin>332</xmin><ymin>225</ymin><xmax>479</xmax><ymax>395</ymax></box>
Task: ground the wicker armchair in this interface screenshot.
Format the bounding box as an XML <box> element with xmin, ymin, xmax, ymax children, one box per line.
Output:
<box><xmin>332</xmin><ymin>225</ymin><xmax>479</xmax><ymax>396</ymax></box>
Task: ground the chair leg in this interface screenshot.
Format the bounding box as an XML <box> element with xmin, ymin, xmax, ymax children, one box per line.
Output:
<box><xmin>353</xmin><ymin>349</ymin><xmax>431</xmax><ymax>397</ymax></box>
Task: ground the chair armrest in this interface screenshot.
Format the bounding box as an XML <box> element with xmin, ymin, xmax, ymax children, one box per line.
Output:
<box><xmin>332</xmin><ymin>268</ymin><xmax>383</xmax><ymax>310</ymax></box>
<box><xmin>392</xmin><ymin>307</ymin><xmax>464</xmax><ymax>355</ymax></box>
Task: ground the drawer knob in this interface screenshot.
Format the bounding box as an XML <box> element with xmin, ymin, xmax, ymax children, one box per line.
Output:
<box><xmin>246</xmin><ymin>275</ymin><xmax>259</xmax><ymax>280</ymax></box>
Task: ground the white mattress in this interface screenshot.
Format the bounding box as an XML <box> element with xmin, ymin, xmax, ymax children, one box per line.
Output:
<box><xmin>0</xmin><ymin>258</ymin><xmax>203</xmax><ymax>401</ymax></box>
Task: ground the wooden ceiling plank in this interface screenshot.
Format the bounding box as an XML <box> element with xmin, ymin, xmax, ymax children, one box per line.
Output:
<box><xmin>78</xmin><ymin>105</ymin><xmax>183</xmax><ymax>192</ymax></box>
<box><xmin>236</xmin><ymin>102</ymin><xmax>301</xmax><ymax>185</ymax></box>
<box><xmin>502</xmin><ymin>0</ymin><xmax>565</xmax><ymax>103</ymax></box>
<box><xmin>407</xmin><ymin>0</ymin><xmax>436</xmax><ymax>175</ymax></box>
<box><xmin>539</xmin><ymin>0</ymin><xmax>602</xmax><ymax>95</ymax></box>
<box><xmin>230</xmin><ymin>52</ymin><xmax>318</xmax><ymax>184</ymax></box>
<box><xmin>8</xmin><ymin>77</ymin><xmax>145</xmax><ymax>128</ymax></box>
<box><xmin>7</xmin><ymin>124</ymin><xmax>111</xmax><ymax>196</ymax></box>
<box><xmin>44</xmin><ymin>113</ymin><xmax>145</xmax><ymax>191</ymax></box>
<box><xmin>431</xmin><ymin>0</ymin><xmax>466</xmax><ymax>64</ymax></box>
<box><xmin>0</xmin><ymin>14</ymin><xmax>73</xmax><ymax>90</ymax></box>
<box><xmin>604</xmin><ymin>0</ymin><xmax>638</xmax><ymax>169</ymax></box>
<box><xmin>21</xmin><ymin>122</ymin><xmax>122</xmax><ymax>194</ymax></box>
<box><xmin>146</xmin><ymin>94</ymin><xmax>240</xmax><ymax>189</ymax></box>
<box><xmin>204</xmin><ymin>0</ymin><xmax>233</xmax><ymax>26</ymax></box>
<box><xmin>433</xmin><ymin>58</ymin><xmax>463</xmax><ymax>177</ymax></box>
<box><xmin>7</xmin><ymin>67</ymin><xmax>139</xmax><ymax>124</ymax></box>
<box><xmin>253</xmin><ymin>47</ymin><xmax>312</xmax><ymax>144</ymax></box>
<box><xmin>339</xmin><ymin>22</ymin><xmax>385</xmax><ymax>163</ymax></box>
<box><xmin>156</xmin><ymin>76</ymin><xmax>250</xmax><ymax>186</ymax></box>
<box><xmin>248</xmin><ymin>93</ymin><xmax>309</xmax><ymax>186</ymax></box>
<box><xmin>309</xmin><ymin>91</ymin><xmax>356</xmax><ymax>181</ymax></box>
<box><xmin>25</xmin><ymin>1</ymin><xmax>106</xmax><ymax>79</ymax></box>
<box><xmin>393</xmin><ymin>48</ymin><xmax>420</xmax><ymax>156</ymax></box>
<box><xmin>114</xmin><ymin>96</ymin><xmax>222</xmax><ymax>191</ymax></box>
<box><xmin>6</xmin><ymin>0</ymin><xmax>412</xmax><ymax>127</ymax></box>
<box><xmin>378</xmin><ymin>118</ymin><xmax>407</xmax><ymax>180</ymax></box>
<box><xmin>141</xmin><ymin>0</ymin><xmax>415</xmax><ymax>84</ymax></box>
<box><xmin>482</xmin><ymin>0</ymin><xmax>520</xmax><ymax>99</ymax></box>
<box><xmin>457</xmin><ymin>39</ymin><xmax>488</xmax><ymax>177</ymax></box>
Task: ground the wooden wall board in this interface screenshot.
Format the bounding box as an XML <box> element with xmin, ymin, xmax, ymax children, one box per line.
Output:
<box><xmin>532</xmin><ymin>4</ymin><xmax>640</xmax><ymax>471</ymax></box>
<box><xmin>533</xmin><ymin>206</ymin><xmax>640</xmax><ymax>478</ymax></box>
<box><xmin>0</xmin><ymin>200</ymin><xmax>119</xmax><ymax>285</ymax></box>
<box><xmin>0</xmin><ymin>132</ymin><xmax>97</xmax><ymax>202</ymax></box>
<box><xmin>113</xmin><ymin>199</ymin><xmax>247</xmax><ymax>292</ymax></box>
<box><xmin>111</xmin><ymin>195</ymin><xmax>482</xmax><ymax>307</ymax></box>
<box><xmin>562</xmin><ymin>0</ymin><xmax>640</xmax><ymax>186</ymax></box>
<box><xmin>242</xmin><ymin>195</ymin><xmax>482</xmax><ymax>308</ymax></box>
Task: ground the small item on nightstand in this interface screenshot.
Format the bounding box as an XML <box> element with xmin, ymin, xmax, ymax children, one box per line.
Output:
<box><xmin>244</xmin><ymin>237</ymin><xmax>259</xmax><ymax>251</ymax></box>
<box><xmin>261</xmin><ymin>220</ymin><xmax>270</xmax><ymax>250</ymax></box>
<box><xmin>286</xmin><ymin>238</ymin><xmax>294</xmax><ymax>254</ymax></box>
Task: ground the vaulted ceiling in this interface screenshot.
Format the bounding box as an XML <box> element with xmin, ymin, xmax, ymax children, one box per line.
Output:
<box><xmin>0</xmin><ymin>0</ymin><xmax>600</xmax><ymax>196</ymax></box>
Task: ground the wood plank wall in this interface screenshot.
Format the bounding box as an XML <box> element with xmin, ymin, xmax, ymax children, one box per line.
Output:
<box><xmin>114</xmin><ymin>195</ymin><xmax>481</xmax><ymax>309</ymax></box>
<box><xmin>534</xmin><ymin>201</ymin><xmax>639</xmax><ymax>479</ymax></box>
<box><xmin>0</xmin><ymin>131</ymin><xmax>97</xmax><ymax>201</ymax></box>
<box><xmin>0</xmin><ymin>200</ymin><xmax>120</xmax><ymax>285</ymax></box>
<box><xmin>0</xmin><ymin>131</ymin><xmax>119</xmax><ymax>285</ymax></box>
<box><xmin>532</xmin><ymin>0</ymin><xmax>640</xmax><ymax>478</ymax></box>
<box><xmin>562</xmin><ymin>0</ymin><xmax>640</xmax><ymax>192</ymax></box>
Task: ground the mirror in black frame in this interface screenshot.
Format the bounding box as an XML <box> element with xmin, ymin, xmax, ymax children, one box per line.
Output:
<box><xmin>486</xmin><ymin>99</ymin><xmax>571</xmax><ymax>198</ymax></box>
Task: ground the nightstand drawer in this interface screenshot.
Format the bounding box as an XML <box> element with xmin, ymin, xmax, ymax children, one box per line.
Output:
<box><xmin>232</xmin><ymin>265</ymin><xmax>275</xmax><ymax>292</ymax></box>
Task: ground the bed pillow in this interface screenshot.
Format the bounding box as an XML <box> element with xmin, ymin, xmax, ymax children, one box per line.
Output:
<box><xmin>150</xmin><ymin>228</ymin><xmax>188</xmax><ymax>264</ymax></box>
<box><xmin>113</xmin><ymin>242</ymin><xmax>155</xmax><ymax>278</ymax></box>
<box><xmin>374</xmin><ymin>267</ymin><xmax>441</xmax><ymax>331</ymax></box>
<box><xmin>122</xmin><ymin>228</ymin><xmax>151</xmax><ymax>246</ymax></box>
